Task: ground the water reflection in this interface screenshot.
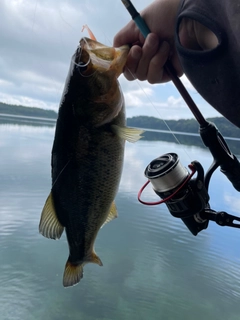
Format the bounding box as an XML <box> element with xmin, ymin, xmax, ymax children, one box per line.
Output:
<box><xmin>1</xmin><ymin>123</ymin><xmax>240</xmax><ymax>320</ymax></box>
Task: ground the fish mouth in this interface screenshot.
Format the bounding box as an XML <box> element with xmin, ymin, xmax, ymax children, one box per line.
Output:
<box><xmin>76</xmin><ymin>37</ymin><xmax>129</xmax><ymax>78</ymax></box>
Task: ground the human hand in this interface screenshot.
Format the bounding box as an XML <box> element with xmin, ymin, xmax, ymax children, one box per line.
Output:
<box><xmin>114</xmin><ymin>0</ymin><xmax>183</xmax><ymax>84</ymax></box>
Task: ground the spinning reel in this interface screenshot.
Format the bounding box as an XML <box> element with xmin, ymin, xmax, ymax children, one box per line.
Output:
<box><xmin>121</xmin><ymin>0</ymin><xmax>240</xmax><ymax>235</ymax></box>
<box><xmin>139</xmin><ymin>122</ymin><xmax>240</xmax><ymax>235</ymax></box>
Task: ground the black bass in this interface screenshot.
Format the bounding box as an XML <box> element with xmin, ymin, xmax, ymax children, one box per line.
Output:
<box><xmin>39</xmin><ymin>37</ymin><xmax>143</xmax><ymax>287</ymax></box>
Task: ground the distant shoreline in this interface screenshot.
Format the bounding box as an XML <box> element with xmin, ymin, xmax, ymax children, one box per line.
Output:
<box><xmin>1</xmin><ymin>105</ymin><xmax>239</xmax><ymax>154</ymax></box>
<box><xmin>0</xmin><ymin>101</ymin><xmax>239</xmax><ymax>140</ymax></box>
<box><xmin>0</xmin><ymin>102</ymin><xmax>57</xmax><ymax>119</ymax></box>
<box><xmin>0</xmin><ymin>113</ymin><xmax>56</xmax><ymax>122</ymax></box>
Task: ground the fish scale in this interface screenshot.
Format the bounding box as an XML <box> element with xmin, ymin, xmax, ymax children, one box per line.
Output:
<box><xmin>39</xmin><ymin>37</ymin><xmax>143</xmax><ymax>287</ymax></box>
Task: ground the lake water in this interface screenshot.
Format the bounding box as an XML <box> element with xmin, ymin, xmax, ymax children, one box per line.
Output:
<box><xmin>1</xmin><ymin>121</ymin><xmax>240</xmax><ymax>320</ymax></box>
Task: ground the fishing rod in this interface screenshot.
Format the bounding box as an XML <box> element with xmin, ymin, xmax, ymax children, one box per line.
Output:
<box><xmin>121</xmin><ymin>0</ymin><xmax>206</xmax><ymax>126</ymax></box>
<box><xmin>121</xmin><ymin>0</ymin><xmax>240</xmax><ymax>235</ymax></box>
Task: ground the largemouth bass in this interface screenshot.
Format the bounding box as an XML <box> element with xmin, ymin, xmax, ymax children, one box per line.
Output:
<box><xmin>39</xmin><ymin>37</ymin><xmax>143</xmax><ymax>287</ymax></box>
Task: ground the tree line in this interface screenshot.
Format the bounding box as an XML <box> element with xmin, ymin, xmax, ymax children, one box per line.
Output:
<box><xmin>127</xmin><ymin>115</ymin><xmax>240</xmax><ymax>138</ymax></box>
<box><xmin>0</xmin><ymin>102</ymin><xmax>239</xmax><ymax>139</ymax></box>
<box><xmin>0</xmin><ymin>102</ymin><xmax>57</xmax><ymax>119</ymax></box>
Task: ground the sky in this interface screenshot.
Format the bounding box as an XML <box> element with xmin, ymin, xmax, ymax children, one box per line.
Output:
<box><xmin>0</xmin><ymin>0</ymin><xmax>222</xmax><ymax>120</ymax></box>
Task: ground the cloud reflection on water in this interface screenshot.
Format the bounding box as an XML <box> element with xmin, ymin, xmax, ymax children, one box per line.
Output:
<box><xmin>1</xmin><ymin>124</ymin><xmax>240</xmax><ymax>319</ymax></box>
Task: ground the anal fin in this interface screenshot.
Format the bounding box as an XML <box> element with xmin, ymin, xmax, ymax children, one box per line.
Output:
<box><xmin>101</xmin><ymin>201</ymin><xmax>118</xmax><ymax>228</ymax></box>
<box><xmin>87</xmin><ymin>251</ymin><xmax>103</xmax><ymax>266</ymax></box>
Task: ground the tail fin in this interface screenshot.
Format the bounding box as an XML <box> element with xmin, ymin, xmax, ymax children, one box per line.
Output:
<box><xmin>63</xmin><ymin>260</ymin><xmax>84</xmax><ymax>287</ymax></box>
<box><xmin>63</xmin><ymin>252</ymin><xmax>103</xmax><ymax>287</ymax></box>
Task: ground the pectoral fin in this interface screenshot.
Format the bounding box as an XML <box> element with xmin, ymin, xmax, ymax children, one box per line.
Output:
<box><xmin>39</xmin><ymin>192</ymin><xmax>64</xmax><ymax>239</ymax></box>
<box><xmin>101</xmin><ymin>201</ymin><xmax>118</xmax><ymax>228</ymax></box>
<box><xmin>111</xmin><ymin>125</ymin><xmax>144</xmax><ymax>142</ymax></box>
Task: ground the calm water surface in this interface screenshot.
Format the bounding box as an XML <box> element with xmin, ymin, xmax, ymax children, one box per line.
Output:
<box><xmin>1</xmin><ymin>122</ymin><xmax>240</xmax><ymax>320</ymax></box>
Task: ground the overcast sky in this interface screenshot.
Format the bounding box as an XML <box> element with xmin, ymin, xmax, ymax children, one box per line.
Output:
<box><xmin>0</xmin><ymin>0</ymin><xmax>222</xmax><ymax>120</ymax></box>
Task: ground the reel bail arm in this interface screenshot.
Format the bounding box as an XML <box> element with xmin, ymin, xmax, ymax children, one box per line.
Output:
<box><xmin>122</xmin><ymin>0</ymin><xmax>240</xmax><ymax>235</ymax></box>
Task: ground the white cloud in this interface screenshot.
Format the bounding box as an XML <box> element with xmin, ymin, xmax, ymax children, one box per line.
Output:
<box><xmin>167</xmin><ymin>95</ymin><xmax>183</xmax><ymax>106</ymax></box>
<box><xmin>120</xmin><ymin>76</ymin><xmax>192</xmax><ymax>119</ymax></box>
<box><xmin>0</xmin><ymin>92</ymin><xmax>58</xmax><ymax>111</ymax></box>
<box><xmin>124</xmin><ymin>88</ymin><xmax>154</xmax><ymax>107</ymax></box>
<box><xmin>224</xmin><ymin>193</ymin><xmax>240</xmax><ymax>214</ymax></box>
<box><xmin>0</xmin><ymin>0</ymin><xmax>222</xmax><ymax>120</ymax></box>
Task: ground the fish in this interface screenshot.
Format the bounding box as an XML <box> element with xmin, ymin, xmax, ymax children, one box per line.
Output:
<box><xmin>39</xmin><ymin>36</ymin><xmax>143</xmax><ymax>287</ymax></box>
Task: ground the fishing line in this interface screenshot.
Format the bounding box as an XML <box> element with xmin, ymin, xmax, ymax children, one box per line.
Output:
<box><xmin>70</xmin><ymin>19</ymin><xmax>194</xmax><ymax>164</ymax></box>
<box><xmin>72</xmin><ymin>44</ymin><xmax>90</xmax><ymax>68</ymax></box>
<box><xmin>71</xmin><ymin>39</ymin><xmax>97</xmax><ymax>78</ymax></box>
<box><xmin>52</xmin><ymin>158</ymin><xmax>72</xmax><ymax>188</ymax></box>
<box><xmin>60</xmin><ymin>11</ymin><xmax>194</xmax><ymax>161</ymax></box>
<box><xmin>58</xmin><ymin>9</ymin><xmax>76</xmax><ymax>32</ymax></box>
<box><xmin>125</xmin><ymin>71</ymin><xmax>189</xmax><ymax>148</ymax></box>
<box><xmin>57</xmin><ymin>0</ymin><xmax>81</xmax><ymax>34</ymax></box>
<box><xmin>102</xmin><ymin>33</ymin><xmax>192</xmax><ymax>159</ymax></box>
<box><xmin>31</xmin><ymin>0</ymin><xmax>38</xmax><ymax>31</ymax></box>
<box><xmin>119</xmin><ymin>63</ymin><xmax>193</xmax><ymax>162</ymax></box>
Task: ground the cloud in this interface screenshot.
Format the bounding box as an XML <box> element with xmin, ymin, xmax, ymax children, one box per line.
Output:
<box><xmin>119</xmin><ymin>76</ymin><xmax>192</xmax><ymax>119</ymax></box>
<box><xmin>223</xmin><ymin>193</ymin><xmax>240</xmax><ymax>214</ymax></box>
<box><xmin>123</xmin><ymin>83</ymin><xmax>155</xmax><ymax>109</ymax></box>
<box><xmin>0</xmin><ymin>0</ymin><xmax>221</xmax><ymax>119</ymax></box>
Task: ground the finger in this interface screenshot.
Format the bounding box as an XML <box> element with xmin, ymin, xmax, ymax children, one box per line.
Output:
<box><xmin>135</xmin><ymin>33</ymin><xmax>160</xmax><ymax>81</ymax></box>
<box><xmin>147</xmin><ymin>42</ymin><xmax>183</xmax><ymax>84</ymax></box>
<box><xmin>169</xmin><ymin>48</ymin><xmax>184</xmax><ymax>78</ymax></box>
<box><xmin>160</xmin><ymin>60</ymin><xmax>183</xmax><ymax>83</ymax></box>
<box><xmin>123</xmin><ymin>45</ymin><xmax>142</xmax><ymax>80</ymax></box>
<box><xmin>147</xmin><ymin>41</ymin><xmax>170</xmax><ymax>84</ymax></box>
